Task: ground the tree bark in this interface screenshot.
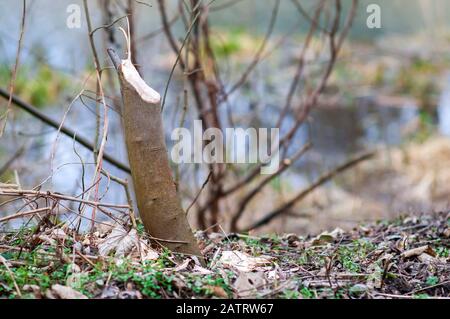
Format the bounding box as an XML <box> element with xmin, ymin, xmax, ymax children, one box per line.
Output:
<box><xmin>108</xmin><ymin>49</ymin><xmax>203</xmax><ymax>261</ymax></box>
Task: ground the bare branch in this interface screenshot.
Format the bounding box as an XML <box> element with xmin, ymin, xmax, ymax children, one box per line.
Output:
<box><xmin>220</xmin><ymin>0</ymin><xmax>280</xmax><ymax>101</ymax></box>
<box><xmin>186</xmin><ymin>170</ymin><xmax>212</xmax><ymax>215</ymax></box>
<box><xmin>243</xmin><ymin>150</ymin><xmax>375</xmax><ymax>231</ymax></box>
<box><xmin>0</xmin><ymin>0</ymin><xmax>27</xmax><ymax>137</ymax></box>
<box><xmin>230</xmin><ymin>143</ymin><xmax>311</xmax><ymax>231</ymax></box>
<box><xmin>0</xmin><ymin>87</ymin><xmax>131</xmax><ymax>174</ymax></box>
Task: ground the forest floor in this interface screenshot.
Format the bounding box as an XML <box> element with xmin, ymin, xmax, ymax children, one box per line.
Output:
<box><xmin>0</xmin><ymin>212</ymin><xmax>449</xmax><ymax>299</ymax></box>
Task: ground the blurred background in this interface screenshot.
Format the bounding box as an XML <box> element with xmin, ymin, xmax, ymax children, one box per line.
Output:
<box><xmin>1</xmin><ymin>0</ymin><xmax>450</xmax><ymax>235</ymax></box>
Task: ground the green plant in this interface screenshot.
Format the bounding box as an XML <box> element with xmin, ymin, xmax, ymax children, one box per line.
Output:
<box><xmin>425</xmin><ymin>276</ymin><xmax>439</xmax><ymax>286</ymax></box>
<box><xmin>210</xmin><ymin>27</ymin><xmax>244</xmax><ymax>58</ymax></box>
<box><xmin>300</xmin><ymin>286</ymin><xmax>314</xmax><ymax>299</ymax></box>
<box><xmin>283</xmin><ymin>289</ymin><xmax>300</xmax><ymax>299</ymax></box>
<box><xmin>436</xmin><ymin>246</ymin><xmax>449</xmax><ymax>258</ymax></box>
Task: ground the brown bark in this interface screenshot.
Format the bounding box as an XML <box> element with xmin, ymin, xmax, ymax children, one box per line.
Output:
<box><xmin>108</xmin><ymin>49</ymin><xmax>203</xmax><ymax>261</ymax></box>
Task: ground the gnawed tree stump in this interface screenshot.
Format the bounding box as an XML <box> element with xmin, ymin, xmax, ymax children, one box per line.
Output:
<box><xmin>108</xmin><ymin>48</ymin><xmax>203</xmax><ymax>262</ymax></box>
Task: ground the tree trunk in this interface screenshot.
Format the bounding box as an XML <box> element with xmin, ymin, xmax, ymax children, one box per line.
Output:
<box><xmin>108</xmin><ymin>49</ymin><xmax>203</xmax><ymax>261</ymax></box>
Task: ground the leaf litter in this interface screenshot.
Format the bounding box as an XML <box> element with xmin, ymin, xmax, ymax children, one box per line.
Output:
<box><xmin>0</xmin><ymin>212</ymin><xmax>449</xmax><ymax>299</ymax></box>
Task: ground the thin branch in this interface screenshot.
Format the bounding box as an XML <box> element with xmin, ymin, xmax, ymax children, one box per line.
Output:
<box><xmin>0</xmin><ymin>188</ymin><xmax>130</xmax><ymax>209</ymax></box>
<box><xmin>244</xmin><ymin>150</ymin><xmax>375</xmax><ymax>231</ymax></box>
<box><xmin>278</xmin><ymin>0</ymin><xmax>358</xmax><ymax>155</ymax></box>
<box><xmin>0</xmin><ymin>255</ymin><xmax>21</xmax><ymax>297</ymax></box>
<box><xmin>90</xmin><ymin>14</ymin><xmax>129</xmax><ymax>36</ymax></box>
<box><xmin>107</xmin><ymin>48</ymin><xmax>121</xmax><ymax>70</ymax></box>
<box><xmin>186</xmin><ymin>171</ymin><xmax>212</xmax><ymax>215</ymax></box>
<box><xmin>220</xmin><ymin>0</ymin><xmax>280</xmax><ymax>101</ymax></box>
<box><xmin>230</xmin><ymin>143</ymin><xmax>311</xmax><ymax>231</ymax></box>
<box><xmin>290</xmin><ymin>0</ymin><xmax>328</xmax><ymax>33</ymax></box>
<box><xmin>0</xmin><ymin>145</ymin><xmax>26</xmax><ymax>176</ymax></box>
<box><xmin>0</xmin><ymin>87</ymin><xmax>130</xmax><ymax>174</ymax></box>
<box><xmin>276</xmin><ymin>0</ymin><xmax>324</xmax><ymax>127</ymax></box>
<box><xmin>101</xmin><ymin>168</ymin><xmax>136</xmax><ymax>228</ymax></box>
<box><xmin>160</xmin><ymin>6</ymin><xmax>202</xmax><ymax>111</ymax></box>
<box><xmin>0</xmin><ymin>0</ymin><xmax>27</xmax><ymax>137</ymax></box>
<box><xmin>83</xmin><ymin>0</ymin><xmax>102</xmax><ymax>164</ymax></box>
<box><xmin>0</xmin><ymin>206</ymin><xmax>51</xmax><ymax>224</ymax></box>
<box><xmin>157</xmin><ymin>0</ymin><xmax>186</xmax><ymax>69</ymax></box>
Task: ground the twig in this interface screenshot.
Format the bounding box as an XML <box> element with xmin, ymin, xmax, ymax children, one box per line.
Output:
<box><xmin>373</xmin><ymin>292</ymin><xmax>450</xmax><ymax>300</ymax></box>
<box><xmin>277</xmin><ymin>0</ymin><xmax>324</xmax><ymax>127</ymax></box>
<box><xmin>83</xmin><ymin>0</ymin><xmax>111</xmax><ymax>231</ymax></box>
<box><xmin>406</xmin><ymin>280</ymin><xmax>450</xmax><ymax>295</ymax></box>
<box><xmin>0</xmin><ymin>206</ymin><xmax>51</xmax><ymax>224</ymax></box>
<box><xmin>0</xmin><ymin>188</ymin><xmax>130</xmax><ymax>209</ymax></box>
<box><xmin>0</xmin><ymin>255</ymin><xmax>22</xmax><ymax>297</ymax></box>
<box><xmin>101</xmin><ymin>168</ymin><xmax>136</xmax><ymax>228</ymax></box>
<box><xmin>220</xmin><ymin>0</ymin><xmax>280</xmax><ymax>101</ymax></box>
<box><xmin>230</xmin><ymin>143</ymin><xmax>311</xmax><ymax>231</ymax></box>
<box><xmin>90</xmin><ymin>14</ymin><xmax>129</xmax><ymax>36</ymax></box>
<box><xmin>0</xmin><ymin>0</ymin><xmax>27</xmax><ymax>137</ymax></box>
<box><xmin>83</xmin><ymin>0</ymin><xmax>102</xmax><ymax>164</ymax></box>
<box><xmin>186</xmin><ymin>171</ymin><xmax>212</xmax><ymax>215</ymax></box>
<box><xmin>107</xmin><ymin>48</ymin><xmax>121</xmax><ymax>70</ymax></box>
<box><xmin>244</xmin><ymin>150</ymin><xmax>375</xmax><ymax>231</ymax></box>
<box><xmin>160</xmin><ymin>8</ymin><xmax>202</xmax><ymax>111</ymax></box>
<box><xmin>0</xmin><ymin>87</ymin><xmax>131</xmax><ymax>174</ymax></box>
<box><xmin>0</xmin><ymin>145</ymin><xmax>26</xmax><ymax>176</ymax></box>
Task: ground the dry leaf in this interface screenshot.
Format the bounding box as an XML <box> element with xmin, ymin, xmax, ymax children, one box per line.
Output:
<box><xmin>233</xmin><ymin>271</ymin><xmax>267</xmax><ymax>298</ymax></box>
<box><xmin>49</xmin><ymin>284</ymin><xmax>87</xmax><ymax>299</ymax></box>
<box><xmin>94</xmin><ymin>222</ymin><xmax>115</xmax><ymax>236</ymax></box>
<box><xmin>219</xmin><ymin>251</ymin><xmax>273</xmax><ymax>272</ymax></box>
<box><xmin>143</xmin><ymin>248</ymin><xmax>159</xmax><ymax>261</ymax></box>
<box><xmin>311</xmin><ymin>228</ymin><xmax>345</xmax><ymax>245</ymax></box>
<box><xmin>192</xmin><ymin>264</ymin><xmax>213</xmax><ymax>275</ymax></box>
<box><xmin>417</xmin><ymin>253</ymin><xmax>439</xmax><ymax>264</ymax></box>
<box><xmin>118</xmin><ymin>289</ymin><xmax>142</xmax><ymax>299</ymax></box>
<box><xmin>98</xmin><ymin>226</ymin><xmax>138</xmax><ymax>257</ymax></box>
<box><xmin>267</xmin><ymin>269</ymin><xmax>281</xmax><ymax>280</ymax></box>
<box><xmin>443</xmin><ymin>228</ymin><xmax>450</xmax><ymax>238</ymax></box>
<box><xmin>51</xmin><ymin>229</ymin><xmax>67</xmax><ymax>240</ymax></box>
<box><xmin>37</xmin><ymin>235</ymin><xmax>56</xmax><ymax>246</ymax></box>
<box><xmin>131</xmin><ymin>239</ymin><xmax>159</xmax><ymax>261</ymax></box>
<box><xmin>173</xmin><ymin>259</ymin><xmax>191</xmax><ymax>272</ymax></box>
